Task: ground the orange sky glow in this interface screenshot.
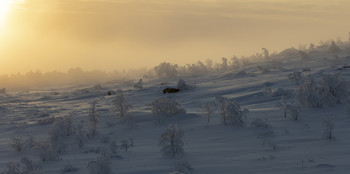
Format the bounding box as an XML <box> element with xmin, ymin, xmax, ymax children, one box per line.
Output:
<box><xmin>0</xmin><ymin>0</ymin><xmax>349</xmax><ymax>74</ymax></box>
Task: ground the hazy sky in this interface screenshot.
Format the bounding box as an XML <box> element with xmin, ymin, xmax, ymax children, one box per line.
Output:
<box><xmin>0</xmin><ymin>0</ymin><xmax>349</xmax><ymax>74</ymax></box>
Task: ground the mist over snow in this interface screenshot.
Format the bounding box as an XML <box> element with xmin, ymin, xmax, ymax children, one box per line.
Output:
<box><xmin>0</xmin><ymin>38</ymin><xmax>350</xmax><ymax>173</ymax></box>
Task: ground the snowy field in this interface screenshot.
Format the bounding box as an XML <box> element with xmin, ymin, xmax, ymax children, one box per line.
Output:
<box><xmin>1</xmin><ymin>42</ymin><xmax>350</xmax><ymax>173</ymax></box>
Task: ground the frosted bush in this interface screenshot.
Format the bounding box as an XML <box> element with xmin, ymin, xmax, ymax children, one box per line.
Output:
<box><xmin>87</xmin><ymin>151</ymin><xmax>113</xmax><ymax>174</ymax></box>
<box><xmin>215</xmin><ymin>96</ymin><xmax>248</xmax><ymax>126</ymax></box>
<box><xmin>120</xmin><ymin>139</ymin><xmax>133</xmax><ymax>152</ymax></box>
<box><xmin>294</xmin><ymin>73</ymin><xmax>349</xmax><ymax>108</ymax></box>
<box><xmin>287</xmin><ymin>103</ymin><xmax>301</xmax><ymax>121</ymax></box>
<box><xmin>177</xmin><ymin>79</ymin><xmax>193</xmax><ymax>91</ymax></box>
<box><xmin>76</xmin><ymin>119</ymin><xmax>87</xmax><ymax>148</ymax></box>
<box><xmin>111</xmin><ymin>89</ymin><xmax>132</xmax><ymax>118</ymax></box>
<box><xmin>1</xmin><ymin>162</ymin><xmax>20</xmax><ymax>174</ymax></box>
<box><xmin>251</xmin><ymin>117</ymin><xmax>270</xmax><ymax>128</ymax></box>
<box><xmin>202</xmin><ymin>102</ymin><xmax>215</xmax><ymax>123</ymax></box>
<box><xmin>34</xmin><ymin>140</ymin><xmax>60</xmax><ymax>161</ymax></box>
<box><xmin>159</xmin><ymin>124</ymin><xmax>184</xmax><ymax>157</ymax></box>
<box><xmin>10</xmin><ymin>136</ymin><xmax>24</xmax><ymax>152</ymax></box>
<box><xmin>61</xmin><ymin>161</ymin><xmax>79</xmax><ymax>173</ymax></box>
<box><xmin>151</xmin><ymin>97</ymin><xmax>185</xmax><ymax>123</ymax></box>
<box><xmin>20</xmin><ymin>157</ymin><xmax>42</xmax><ymax>174</ymax></box>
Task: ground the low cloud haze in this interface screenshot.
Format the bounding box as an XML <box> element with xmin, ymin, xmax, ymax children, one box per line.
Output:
<box><xmin>0</xmin><ymin>0</ymin><xmax>350</xmax><ymax>74</ymax></box>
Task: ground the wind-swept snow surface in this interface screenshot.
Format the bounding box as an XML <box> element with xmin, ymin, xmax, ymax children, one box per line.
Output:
<box><xmin>1</xmin><ymin>43</ymin><xmax>350</xmax><ymax>173</ymax></box>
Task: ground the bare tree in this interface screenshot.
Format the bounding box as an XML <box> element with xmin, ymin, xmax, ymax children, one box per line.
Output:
<box><xmin>112</xmin><ymin>89</ymin><xmax>132</xmax><ymax>118</ymax></box>
<box><xmin>159</xmin><ymin>124</ymin><xmax>184</xmax><ymax>157</ymax></box>
<box><xmin>202</xmin><ymin>102</ymin><xmax>215</xmax><ymax>123</ymax></box>
<box><xmin>88</xmin><ymin>101</ymin><xmax>100</xmax><ymax>136</ymax></box>
<box><xmin>322</xmin><ymin>114</ymin><xmax>335</xmax><ymax>140</ymax></box>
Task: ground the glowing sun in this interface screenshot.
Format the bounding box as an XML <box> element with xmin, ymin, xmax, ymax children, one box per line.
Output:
<box><xmin>0</xmin><ymin>0</ymin><xmax>14</xmax><ymax>25</ymax></box>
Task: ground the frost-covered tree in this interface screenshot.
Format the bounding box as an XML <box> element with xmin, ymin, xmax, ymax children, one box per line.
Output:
<box><xmin>120</xmin><ymin>139</ymin><xmax>133</xmax><ymax>152</ymax></box>
<box><xmin>76</xmin><ymin>119</ymin><xmax>87</xmax><ymax>148</ymax></box>
<box><xmin>177</xmin><ymin>79</ymin><xmax>192</xmax><ymax>91</ymax></box>
<box><xmin>159</xmin><ymin>124</ymin><xmax>184</xmax><ymax>157</ymax></box>
<box><xmin>262</xmin><ymin>48</ymin><xmax>269</xmax><ymax>59</ymax></box>
<box><xmin>133</xmin><ymin>79</ymin><xmax>143</xmax><ymax>89</ymax></box>
<box><xmin>221</xmin><ymin>57</ymin><xmax>228</xmax><ymax>70</ymax></box>
<box><xmin>87</xmin><ymin>151</ymin><xmax>113</xmax><ymax>174</ymax></box>
<box><xmin>112</xmin><ymin>89</ymin><xmax>132</xmax><ymax>118</ymax></box>
<box><xmin>293</xmin><ymin>73</ymin><xmax>349</xmax><ymax>108</ymax></box>
<box><xmin>287</xmin><ymin>102</ymin><xmax>300</xmax><ymax>121</ymax></box>
<box><xmin>88</xmin><ymin>101</ymin><xmax>100</xmax><ymax>136</ymax></box>
<box><xmin>322</xmin><ymin>114</ymin><xmax>335</xmax><ymax>140</ymax></box>
<box><xmin>202</xmin><ymin>102</ymin><xmax>215</xmax><ymax>123</ymax></box>
<box><xmin>154</xmin><ymin>62</ymin><xmax>178</xmax><ymax>78</ymax></box>
<box><xmin>215</xmin><ymin>96</ymin><xmax>248</xmax><ymax>126</ymax></box>
<box><xmin>151</xmin><ymin>97</ymin><xmax>185</xmax><ymax>123</ymax></box>
<box><xmin>329</xmin><ymin>41</ymin><xmax>341</xmax><ymax>53</ymax></box>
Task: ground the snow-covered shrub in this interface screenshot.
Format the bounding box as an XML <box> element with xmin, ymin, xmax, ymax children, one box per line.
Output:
<box><xmin>100</xmin><ymin>136</ymin><xmax>111</xmax><ymax>144</ymax></box>
<box><xmin>201</xmin><ymin>102</ymin><xmax>215</xmax><ymax>123</ymax></box>
<box><xmin>322</xmin><ymin>114</ymin><xmax>335</xmax><ymax>140</ymax></box>
<box><xmin>328</xmin><ymin>41</ymin><xmax>341</xmax><ymax>53</ymax></box>
<box><xmin>173</xmin><ymin>158</ymin><xmax>193</xmax><ymax>174</ymax></box>
<box><xmin>111</xmin><ymin>89</ymin><xmax>132</xmax><ymax>118</ymax></box>
<box><xmin>10</xmin><ymin>136</ymin><xmax>24</xmax><ymax>152</ymax></box>
<box><xmin>61</xmin><ymin>161</ymin><xmax>79</xmax><ymax>173</ymax></box>
<box><xmin>159</xmin><ymin>124</ymin><xmax>184</xmax><ymax>157</ymax></box>
<box><xmin>1</xmin><ymin>162</ymin><xmax>20</xmax><ymax>174</ymax></box>
<box><xmin>320</xmin><ymin>73</ymin><xmax>348</xmax><ymax>104</ymax></box>
<box><xmin>215</xmin><ymin>96</ymin><xmax>248</xmax><ymax>126</ymax></box>
<box><xmin>109</xmin><ymin>140</ymin><xmax>120</xmax><ymax>155</ymax></box>
<box><xmin>120</xmin><ymin>139</ymin><xmax>133</xmax><ymax>152</ymax></box>
<box><xmin>151</xmin><ymin>97</ymin><xmax>185</xmax><ymax>123</ymax></box>
<box><xmin>287</xmin><ymin>103</ymin><xmax>300</xmax><ymax>121</ymax></box>
<box><xmin>277</xmin><ymin>96</ymin><xmax>288</xmax><ymax>118</ymax></box>
<box><xmin>87</xmin><ymin>151</ymin><xmax>113</xmax><ymax>174</ymax></box>
<box><xmin>20</xmin><ymin>157</ymin><xmax>42</xmax><ymax>174</ymax></box>
<box><xmin>48</xmin><ymin>118</ymin><xmax>69</xmax><ymax>154</ymax></box>
<box><xmin>23</xmin><ymin>136</ymin><xmax>36</xmax><ymax>151</ymax></box>
<box><xmin>133</xmin><ymin>79</ymin><xmax>143</xmax><ymax>89</ymax></box>
<box><xmin>75</xmin><ymin>119</ymin><xmax>87</xmax><ymax>148</ymax></box>
<box><xmin>177</xmin><ymin>79</ymin><xmax>193</xmax><ymax>91</ymax></box>
<box><xmin>154</xmin><ymin>62</ymin><xmax>178</xmax><ymax>78</ymax></box>
<box><xmin>88</xmin><ymin>101</ymin><xmax>100</xmax><ymax>136</ymax></box>
<box><xmin>251</xmin><ymin>117</ymin><xmax>270</xmax><ymax>128</ymax></box>
<box><xmin>63</xmin><ymin>115</ymin><xmax>74</xmax><ymax>136</ymax></box>
<box><xmin>34</xmin><ymin>140</ymin><xmax>60</xmax><ymax>161</ymax></box>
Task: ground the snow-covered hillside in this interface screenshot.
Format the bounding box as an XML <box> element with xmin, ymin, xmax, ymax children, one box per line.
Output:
<box><xmin>1</xmin><ymin>42</ymin><xmax>350</xmax><ymax>174</ymax></box>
